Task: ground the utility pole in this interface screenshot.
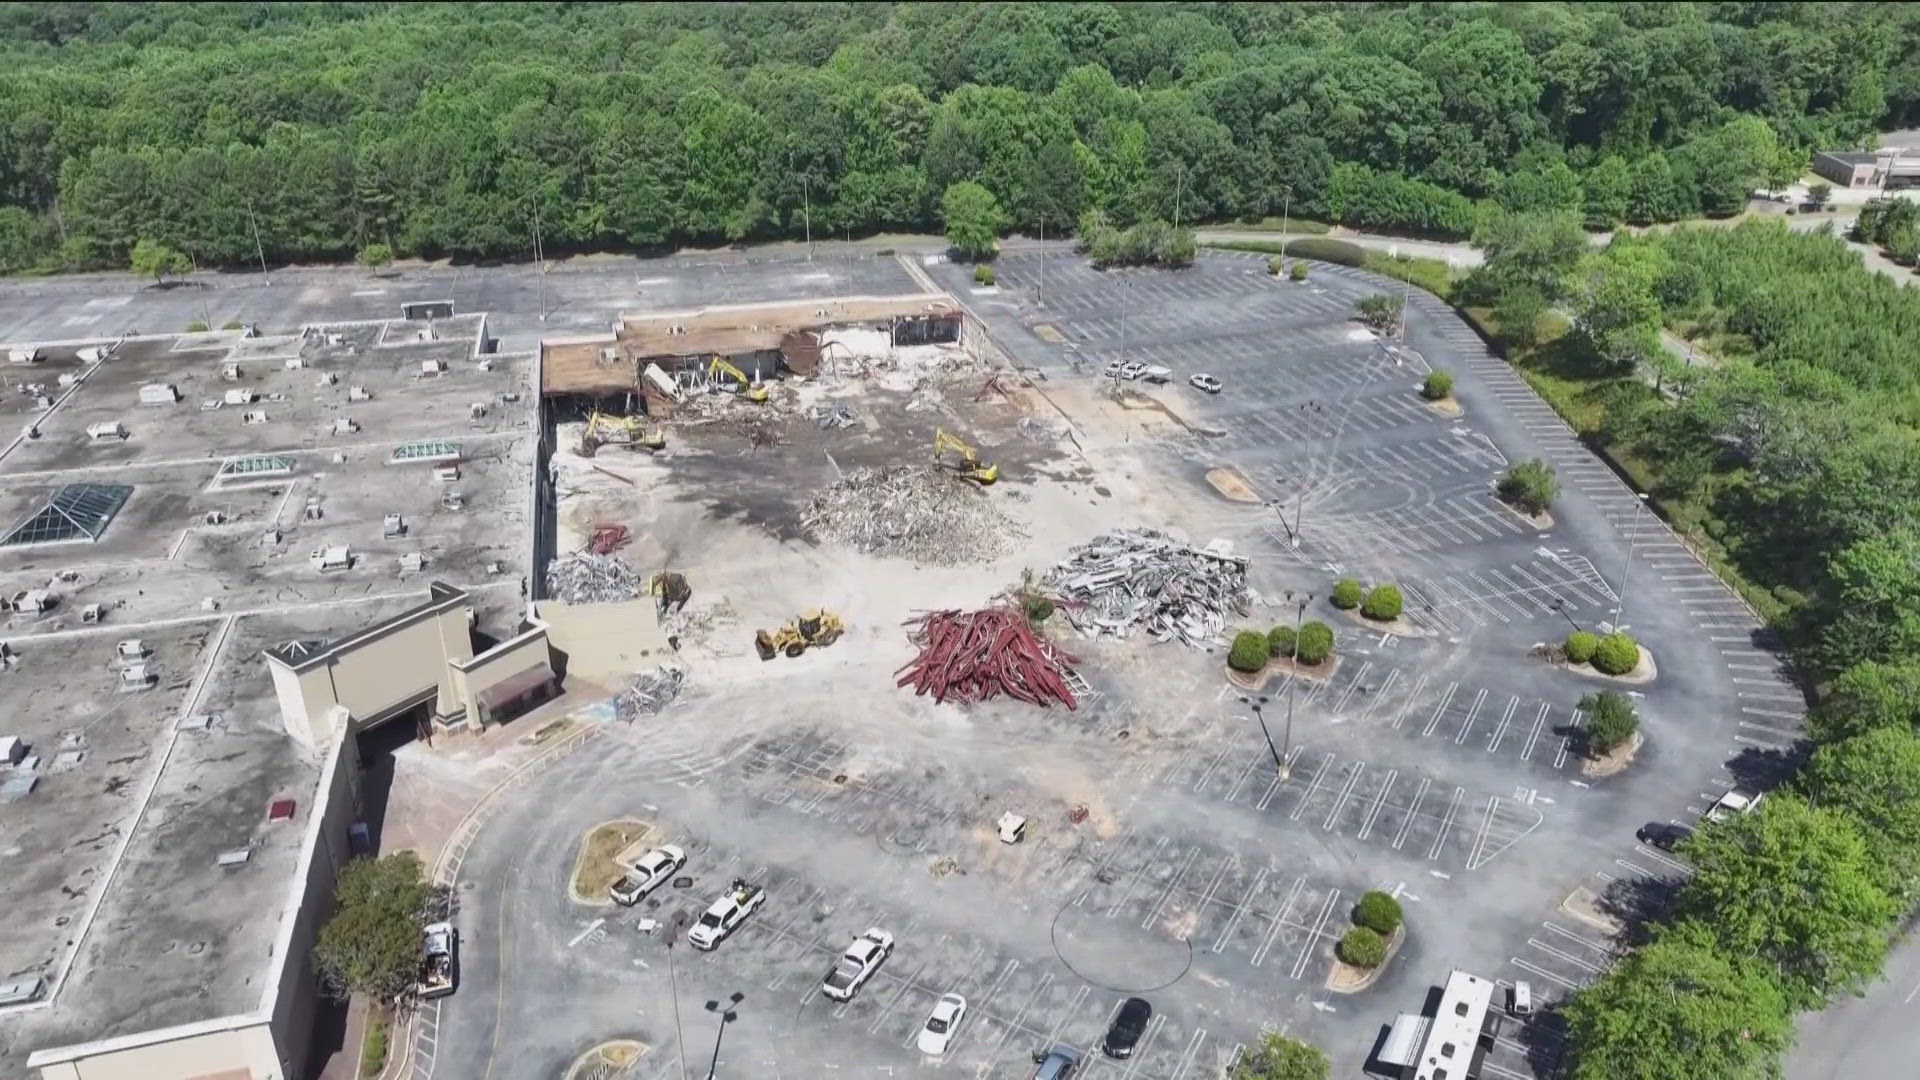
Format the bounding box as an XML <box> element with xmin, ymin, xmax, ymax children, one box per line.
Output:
<box><xmin>802</xmin><ymin>174</ymin><xmax>812</xmax><ymax>261</ymax></box>
<box><xmin>663</xmin><ymin>913</ymin><xmax>692</xmax><ymax>1080</ymax></box>
<box><xmin>1611</xmin><ymin>493</ymin><xmax>1652</xmax><ymax>631</ymax></box>
<box><xmin>1279</xmin><ymin>186</ymin><xmax>1292</xmax><ymax>244</ymax></box>
<box><xmin>247</xmin><ymin>201</ymin><xmax>269</xmax><ymax>283</ymax></box>
<box><xmin>1173</xmin><ymin>166</ymin><xmax>1185</xmax><ymax>231</ymax></box>
<box><xmin>1239</xmin><ymin>694</ymin><xmax>1286</xmax><ymax>779</ymax></box>
<box><xmin>531</xmin><ymin>199</ymin><xmax>546</xmax><ymax>322</ymax></box>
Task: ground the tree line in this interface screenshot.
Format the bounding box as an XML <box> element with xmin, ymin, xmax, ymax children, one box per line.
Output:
<box><xmin>1465</xmin><ymin>214</ymin><xmax>1920</xmax><ymax>1078</ymax></box>
<box><xmin>0</xmin><ymin>2</ymin><xmax>1917</xmax><ymax>273</ymax></box>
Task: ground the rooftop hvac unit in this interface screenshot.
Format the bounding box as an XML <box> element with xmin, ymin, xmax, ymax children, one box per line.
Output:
<box><xmin>118</xmin><ymin>661</ymin><xmax>154</xmax><ymax>691</ymax></box>
<box><xmin>203</xmin><ymin>509</ymin><xmax>226</xmax><ymax>525</ymax></box>
<box><xmin>434</xmin><ymin>465</ymin><xmax>460</xmax><ymax>483</ymax></box>
<box><xmin>476</xmin><ymin>358</ymin><xmax>493</xmax><ymax>372</ymax></box>
<box><xmin>382</xmin><ymin>513</ymin><xmax>406</xmax><ymax>538</ymax></box>
<box><xmin>221</xmin><ymin>362</ymin><xmax>240</xmax><ymax>381</ymax></box>
<box><xmin>310</xmin><ymin>546</ymin><xmax>351</xmax><ymax>572</ymax></box>
<box><xmin>317</xmin><ymin>371</ymin><xmax>338</xmax><ymax>386</ymax></box>
<box><xmin>7</xmin><ymin>346</ymin><xmax>43</xmax><ymax>364</ymax></box>
<box><xmin>440</xmin><ymin>490</ymin><xmax>465</xmax><ymax>510</ymax></box>
<box><xmin>303</xmin><ymin>500</ymin><xmax>323</xmax><ymax>521</ymax></box>
<box><xmin>0</xmin><ymin>736</ymin><xmax>24</xmax><ymax>764</ymax></box>
<box><xmin>332</xmin><ymin>417</ymin><xmax>360</xmax><ymax>435</ymax></box>
<box><xmin>79</xmin><ymin>603</ymin><xmax>104</xmax><ymax>624</ymax></box>
<box><xmin>77</xmin><ymin>346</ymin><xmax>105</xmax><ymax>363</ymax></box>
<box><xmin>283</xmin><ymin>357</ymin><xmax>305</xmax><ymax>370</ymax></box>
<box><xmin>9</xmin><ymin>589</ymin><xmax>54</xmax><ymax>613</ymax></box>
<box><xmin>31</xmin><ymin>394</ymin><xmax>52</xmax><ymax>411</ymax></box>
<box><xmin>224</xmin><ymin>388</ymin><xmax>257</xmax><ymax>405</ymax></box>
<box><xmin>468</xmin><ymin>402</ymin><xmax>487</xmax><ymax>420</ymax></box>
<box><xmin>261</xmin><ymin>527</ymin><xmax>281</xmax><ymax>546</ymax></box>
<box><xmin>138</xmin><ymin>383</ymin><xmax>179</xmax><ymax>405</ymax></box>
<box><xmin>0</xmin><ymin>975</ymin><xmax>45</xmax><ymax>1007</ymax></box>
<box><xmin>86</xmin><ymin>421</ymin><xmax>126</xmax><ymax>440</ymax></box>
<box><xmin>57</xmin><ymin>372</ymin><xmax>80</xmax><ymax>387</ymax></box>
<box><xmin>116</xmin><ymin>638</ymin><xmax>148</xmax><ymax>660</ymax></box>
<box><xmin>242</xmin><ymin>410</ymin><xmax>269</xmax><ymax>424</ymax></box>
<box><xmin>348</xmin><ymin>386</ymin><xmax>371</xmax><ymax>401</ymax></box>
<box><xmin>399</xmin><ymin>552</ymin><xmax>424</xmax><ymax>574</ymax></box>
<box><xmin>199</xmin><ymin>399</ymin><xmax>223</xmax><ymax>411</ymax></box>
<box><xmin>420</xmin><ymin>359</ymin><xmax>447</xmax><ymax>375</ymax></box>
<box><xmin>415</xmin><ymin>326</ymin><xmax>436</xmax><ymax>342</ymax></box>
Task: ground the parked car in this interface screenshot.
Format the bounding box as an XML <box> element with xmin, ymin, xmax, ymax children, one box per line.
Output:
<box><xmin>1705</xmin><ymin>788</ymin><xmax>1763</xmax><ymax>823</ymax></box>
<box><xmin>1031</xmin><ymin>1045</ymin><xmax>1081</xmax><ymax>1080</ymax></box>
<box><xmin>1102</xmin><ymin>359</ymin><xmax>1126</xmax><ymax>379</ymax></box>
<box><xmin>1636</xmin><ymin>822</ymin><xmax>1694</xmax><ymax>852</ymax></box>
<box><xmin>1188</xmin><ymin>373</ymin><xmax>1223</xmax><ymax>393</ymax></box>
<box><xmin>609</xmin><ymin>844</ymin><xmax>686</xmax><ymax>906</ymax></box>
<box><xmin>1118</xmin><ymin>361</ymin><xmax>1147</xmax><ymax>380</ymax></box>
<box><xmin>917</xmin><ymin>993</ymin><xmax>968</xmax><ymax>1055</ymax></box>
<box><xmin>1101</xmin><ymin>997</ymin><xmax>1152</xmax><ymax>1058</ymax></box>
<box><xmin>821</xmin><ymin>928</ymin><xmax>894</xmax><ymax>1001</ymax></box>
<box><xmin>686</xmin><ymin>879</ymin><xmax>764</xmax><ymax>951</ymax></box>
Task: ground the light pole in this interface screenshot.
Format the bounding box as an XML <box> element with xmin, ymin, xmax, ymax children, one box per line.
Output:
<box><xmin>246</xmin><ymin>201</ymin><xmax>268</xmax><ymax>282</ymax></box>
<box><xmin>1239</xmin><ymin>694</ymin><xmax>1287</xmax><ymax>780</ymax></box>
<box><xmin>530</xmin><ymin>198</ymin><xmax>547</xmax><ymax>322</ymax></box>
<box><xmin>1610</xmin><ymin>493</ymin><xmax>1652</xmax><ymax>631</ymax></box>
<box><xmin>664</xmin><ymin>912</ymin><xmax>692</xmax><ymax>1080</ymax></box>
<box><xmin>802</xmin><ymin>173</ymin><xmax>812</xmax><ymax>261</ymax></box>
<box><xmin>1284</xmin><ymin>592</ymin><xmax>1312</xmax><ymax>770</ymax></box>
<box><xmin>703</xmin><ymin>992</ymin><xmax>743</xmax><ymax>1080</ymax></box>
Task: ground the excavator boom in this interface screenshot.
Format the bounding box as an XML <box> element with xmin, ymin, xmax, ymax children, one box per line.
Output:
<box><xmin>932</xmin><ymin>428</ymin><xmax>999</xmax><ymax>484</ymax></box>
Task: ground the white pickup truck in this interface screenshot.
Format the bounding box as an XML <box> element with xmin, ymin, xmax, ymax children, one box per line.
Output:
<box><xmin>821</xmin><ymin>928</ymin><xmax>894</xmax><ymax>1001</ymax></box>
<box><xmin>687</xmin><ymin>879</ymin><xmax>765</xmax><ymax>951</ymax></box>
<box><xmin>418</xmin><ymin>921</ymin><xmax>456</xmax><ymax>999</ymax></box>
<box><xmin>1705</xmin><ymin>787</ymin><xmax>1764</xmax><ymax>823</ymax></box>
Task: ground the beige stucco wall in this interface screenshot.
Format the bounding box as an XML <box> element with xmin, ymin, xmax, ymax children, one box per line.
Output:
<box><xmin>34</xmin><ymin>1023</ymin><xmax>277</xmax><ymax>1080</ymax></box>
<box><xmin>263</xmin><ymin>729</ymin><xmax>359</xmax><ymax>1075</ymax></box>
<box><xmin>321</xmin><ymin>602</ymin><xmax>470</xmax><ymax>723</ymax></box>
<box><xmin>449</xmin><ymin>626</ymin><xmax>552</xmax><ymax>719</ymax></box>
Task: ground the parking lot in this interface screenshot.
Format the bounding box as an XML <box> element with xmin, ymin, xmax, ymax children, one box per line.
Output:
<box><xmin>389</xmin><ymin>243</ymin><xmax>1787</xmax><ymax>1080</ymax></box>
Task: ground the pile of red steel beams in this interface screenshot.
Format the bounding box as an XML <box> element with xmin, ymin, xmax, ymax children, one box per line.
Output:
<box><xmin>896</xmin><ymin>607</ymin><xmax>1079</xmax><ymax>710</ymax></box>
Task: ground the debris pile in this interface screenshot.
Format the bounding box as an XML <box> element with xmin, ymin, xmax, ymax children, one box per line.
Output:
<box><xmin>544</xmin><ymin>552</ymin><xmax>643</xmax><ymax>604</ymax></box>
<box><xmin>614</xmin><ymin>665</ymin><xmax>686</xmax><ymax>720</ymax></box>
<box><xmin>585</xmin><ymin>523</ymin><xmax>631</xmax><ymax>554</ymax></box>
<box><xmin>1045</xmin><ymin>529</ymin><xmax>1252</xmax><ymax>649</ymax></box>
<box><xmin>801</xmin><ymin>466</ymin><xmax>1022</xmax><ymax>564</ymax></box>
<box><xmin>815</xmin><ymin>403</ymin><xmax>857</xmax><ymax>429</ymax></box>
<box><xmin>896</xmin><ymin>607</ymin><xmax>1079</xmax><ymax>710</ymax></box>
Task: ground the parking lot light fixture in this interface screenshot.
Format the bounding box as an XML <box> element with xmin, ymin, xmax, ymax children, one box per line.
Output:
<box><xmin>703</xmin><ymin>993</ymin><xmax>743</xmax><ymax>1080</ymax></box>
<box><xmin>1239</xmin><ymin>694</ymin><xmax>1285</xmax><ymax>779</ymax></box>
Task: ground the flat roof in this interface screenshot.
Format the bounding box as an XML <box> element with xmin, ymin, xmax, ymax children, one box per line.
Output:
<box><xmin>1414</xmin><ymin>969</ymin><xmax>1495</xmax><ymax>1080</ymax></box>
<box><xmin>0</xmin><ymin>316</ymin><xmax>536</xmax><ymax>1074</ymax></box>
<box><xmin>1819</xmin><ymin>151</ymin><xmax>1879</xmax><ymax>166</ymax></box>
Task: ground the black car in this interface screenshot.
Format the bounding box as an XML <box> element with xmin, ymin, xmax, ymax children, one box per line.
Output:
<box><xmin>1636</xmin><ymin>822</ymin><xmax>1694</xmax><ymax>852</ymax></box>
<box><xmin>1102</xmin><ymin>997</ymin><xmax>1153</xmax><ymax>1058</ymax></box>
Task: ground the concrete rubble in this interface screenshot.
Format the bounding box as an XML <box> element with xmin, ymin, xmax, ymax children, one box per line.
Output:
<box><xmin>614</xmin><ymin>664</ymin><xmax>686</xmax><ymax>720</ymax></box>
<box><xmin>1045</xmin><ymin>528</ymin><xmax>1252</xmax><ymax>649</ymax></box>
<box><xmin>544</xmin><ymin>551</ymin><xmax>643</xmax><ymax>604</ymax></box>
<box><xmin>800</xmin><ymin>465</ymin><xmax>1023</xmax><ymax>564</ymax></box>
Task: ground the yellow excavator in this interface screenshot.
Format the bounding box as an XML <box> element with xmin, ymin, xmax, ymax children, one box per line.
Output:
<box><xmin>933</xmin><ymin>428</ymin><xmax>999</xmax><ymax>484</ymax></box>
<box><xmin>707</xmin><ymin>356</ymin><xmax>769</xmax><ymax>403</ymax></box>
<box><xmin>581</xmin><ymin>409</ymin><xmax>665</xmax><ymax>455</ymax></box>
<box><xmin>754</xmin><ymin>608</ymin><xmax>845</xmax><ymax>660</ymax></box>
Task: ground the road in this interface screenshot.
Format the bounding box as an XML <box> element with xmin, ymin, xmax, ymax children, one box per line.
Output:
<box><xmin>1786</xmin><ymin>923</ymin><xmax>1920</xmax><ymax>1078</ymax></box>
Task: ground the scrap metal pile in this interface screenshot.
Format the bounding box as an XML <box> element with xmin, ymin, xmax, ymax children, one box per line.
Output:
<box><xmin>896</xmin><ymin>607</ymin><xmax>1079</xmax><ymax>710</ymax></box>
<box><xmin>545</xmin><ymin>551</ymin><xmax>643</xmax><ymax>604</ymax></box>
<box><xmin>614</xmin><ymin>665</ymin><xmax>686</xmax><ymax>720</ymax></box>
<box><xmin>800</xmin><ymin>465</ymin><xmax>1021</xmax><ymax>564</ymax></box>
<box><xmin>1045</xmin><ymin>529</ymin><xmax>1252</xmax><ymax>649</ymax></box>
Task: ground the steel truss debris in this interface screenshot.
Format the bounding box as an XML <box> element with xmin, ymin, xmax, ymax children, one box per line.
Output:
<box><xmin>800</xmin><ymin>465</ymin><xmax>1022</xmax><ymax>564</ymax></box>
<box><xmin>544</xmin><ymin>551</ymin><xmax>643</xmax><ymax>604</ymax></box>
<box><xmin>896</xmin><ymin>607</ymin><xmax>1079</xmax><ymax>710</ymax></box>
<box><xmin>1045</xmin><ymin>529</ymin><xmax>1252</xmax><ymax>649</ymax></box>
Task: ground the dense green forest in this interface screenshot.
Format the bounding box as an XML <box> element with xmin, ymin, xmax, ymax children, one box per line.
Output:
<box><xmin>2</xmin><ymin>1</ymin><xmax>1920</xmax><ymax>271</ymax></box>
<box><xmin>1460</xmin><ymin>214</ymin><xmax>1920</xmax><ymax>1078</ymax></box>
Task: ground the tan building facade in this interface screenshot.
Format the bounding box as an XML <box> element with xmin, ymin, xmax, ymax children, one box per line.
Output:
<box><xmin>265</xmin><ymin>582</ymin><xmax>557</xmax><ymax>748</ymax></box>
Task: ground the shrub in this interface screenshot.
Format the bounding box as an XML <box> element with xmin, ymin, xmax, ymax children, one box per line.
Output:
<box><xmin>1422</xmin><ymin>370</ymin><xmax>1455</xmax><ymax>400</ymax></box>
<box><xmin>1296</xmin><ymin>621</ymin><xmax>1334</xmax><ymax>665</ymax></box>
<box><xmin>1361</xmin><ymin>584</ymin><xmax>1403</xmax><ymax>621</ymax></box>
<box><xmin>1497</xmin><ymin>458</ymin><xmax>1557</xmax><ymax>515</ymax></box>
<box><xmin>1228</xmin><ymin>630</ymin><xmax>1269</xmax><ymax>673</ymax></box>
<box><xmin>1580</xmin><ymin>690</ymin><xmax>1640</xmax><ymax>755</ymax></box>
<box><xmin>1289</xmin><ymin>261</ymin><xmax>1309</xmax><ymax>281</ymax></box>
<box><xmin>1353</xmin><ymin>890</ymin><xmax>1403</xmax><ymax>935</ymax></box>
<box><xmin>1339</xmin><ymin>926</ymin><xmax>1387</xmax><ymax>967</ymax></box>
<box><xmin>1355</xmin><ymin>293</ymin><xmax>1400</xmax><ymax>331</ymax></box>
<box><xmin>1267</xmin><ymin>625</ymin><xmax>1297</xmax><ymax>658</ymax></box>
<box><xmin>875</xmin><ymin>248</ymin><xmax>895</xmax><ymax>256</ymax></box>
<box><xmin>1023</xmin><ymin>594</ymin><xmax>1054</xmax><ymax>623</ymax></box>
<box><xmin>1564</xmin><ymin>630</ymin><xmax>1599</xmax><ymax>665</ymax></box>
<box><xmin>1592</xmin><ymin>632</ymin><xmax>1640</xmax><ymax>675</ymax></box>
<box><xmin>1282</xmin><ymin>236</ymin><xmax>1366</xmax><ymax>267</ymax></box>
<box><xmin>1331</xmin><ymin>578</ymin><xmax>1363</xmax><ymax>609</ymax></box>
<box><xmin>1267</xmin><ymin>255</ymin><xmax>1282</xmax><ymax>276</ymax></box>
<box><xmin>185</xmin><ymin>320</ymin><xmax>208</xmax><ymax>332</ymax></box>
<box><xmin>221</xmin><ymin>320</ymin><xmax>244</xmax><ymax>331</ymax></box>
<box><xmin>973</xmin><ymin>264</ymin><xmax>995</xmax><ymax>286</ymax></box>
